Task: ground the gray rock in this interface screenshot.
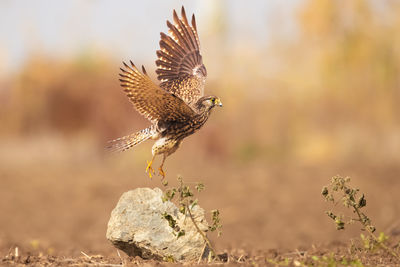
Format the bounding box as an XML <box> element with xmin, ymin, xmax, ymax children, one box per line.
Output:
<box><xmin>106</xmin><ymin>188</ymin><xmax>209</xmax><ymax>262</ymax></box>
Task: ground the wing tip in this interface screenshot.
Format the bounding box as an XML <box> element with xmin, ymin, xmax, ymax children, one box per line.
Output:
<box><xmin>166</xmin><ymin>20</ymin><xmax>174</xmax><ymax>30</ymax></box>
<box><xmin>191</xmin><ymin>14</ymin><xmax>197</xmax><ymax>30</ymax></box>
<box><xmin>181</xmin><ymin>6</ymin><xmax>187</xmax><ymax>23</ymax></box>
<box><xmin>141</xmin><ymin>65</ymin><xmax>147</xmax><ymax>75</ymax></box>
<box><xmin>173</xmin><ymin>9</ymin><xmax>179</xmax><ymax>23</ymax></box>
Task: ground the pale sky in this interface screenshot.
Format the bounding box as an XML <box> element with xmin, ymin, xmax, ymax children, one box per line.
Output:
<box><xmin>0</xmin><ymin>0</ymin><xmax>300</xmax><ymax>74</ymax></box>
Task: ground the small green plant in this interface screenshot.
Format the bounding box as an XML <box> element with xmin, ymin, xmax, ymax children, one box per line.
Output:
<box><xmin>308</xmin><ymin>254</ymin><xmax>364</xmax><ymax>267</ymax></box>
<box><xmin>161</xmin><ymin>212</ymin><xmax>185</xmax><ymax>238</ymax></box>
<box><xmin>162</xmin><ymin>255</ymin><xmax>175</xmax><ymax>263</ymax></box>
<box><xmin>322</xmin><ymin>175</ymin><xmax>400</xmax><ymax>259</ymax></box>
<box><xmin>266</xmin><ymin>257</ymin><xmax>290</xmax><ymax>266</ymax></box>
<box><xmin>162</xmin><ymin>176</ymin><xmax>222</xmax><ymax>260</ymax></box>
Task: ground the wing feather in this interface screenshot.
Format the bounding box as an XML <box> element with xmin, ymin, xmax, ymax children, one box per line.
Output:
<box><xmin>156</xmin><ymin>6</ymin><xmax>207</xmax><ymax>106</ymax></box>
<box><xmin>119</xmin><ymin>61</ymin><xmax>195</xmax><ymax>123</ymax></box>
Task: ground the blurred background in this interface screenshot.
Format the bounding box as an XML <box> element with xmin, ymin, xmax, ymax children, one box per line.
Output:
<box><xmin>1</xmin><ymin>0</ymin><xmax>400</xmax><ymax>257</ymax></box>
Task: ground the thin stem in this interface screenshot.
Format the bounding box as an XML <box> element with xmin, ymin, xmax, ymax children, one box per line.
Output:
<box><xmin>185</xmin><ymin>202</ymin><xmax>216</xmax><ymax>258</ymax></box>
<box><xmin>353</xmin><ymin>204</ymin><xmax>400</xmax><ymax>259</ymax></box>
<box><xmin>176</xmin><ymin>177</ymin><xmax>217</xmax><ymax>260</ymax></box>
<box><xmin>365</xmin><ymin>227</ymin><xmax>400</xmax><ymax>259</ymax></box>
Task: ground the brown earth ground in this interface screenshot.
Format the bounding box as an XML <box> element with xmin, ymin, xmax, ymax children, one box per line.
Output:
<box><xmin>1</xmin><ymin>135</ymin><xmax>400</xmax><ymax>266</ymax></box>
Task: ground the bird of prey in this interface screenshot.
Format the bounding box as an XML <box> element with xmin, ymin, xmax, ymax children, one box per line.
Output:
<box><xmin>108</xmin><ymin>6</ymin><xmax>222</xmax><ymax>178</ymax></box>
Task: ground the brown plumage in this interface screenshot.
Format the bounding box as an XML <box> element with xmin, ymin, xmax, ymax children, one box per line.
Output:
<box><xmin>108</xmin><ymin>6</ymin><xmax>222</xmax><ymax>178</ymax></box>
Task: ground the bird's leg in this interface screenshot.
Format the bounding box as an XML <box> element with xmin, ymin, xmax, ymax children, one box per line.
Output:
<box><xmin>158</xmin><ymin>154</ymin><xmax>167</xmax><ymax>178</ymax></box>
<box><xmin>146</xmin><ymin>154</ymin><xmax>156</xmax><ymax>178</ymax></box>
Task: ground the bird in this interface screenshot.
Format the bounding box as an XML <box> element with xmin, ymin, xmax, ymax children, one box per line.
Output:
<box><xmin>107</xmin><ymin>6</ymin><xmax>222</xmax><ymax>179</ymax></box>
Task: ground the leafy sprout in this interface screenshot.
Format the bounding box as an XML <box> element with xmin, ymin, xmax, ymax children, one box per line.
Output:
<box><xmin>322</xmin><ymin>175</ymin><xmax>399</xmax><ymax>259</ymax></box>
<box><xmin>161</xmin><ymin>176</ymin><xmax>222</xmax><ymax>261</ymax></box>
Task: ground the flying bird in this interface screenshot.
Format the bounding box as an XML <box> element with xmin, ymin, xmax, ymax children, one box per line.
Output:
<box><xmin>108</xmin><ymin>6</ymin><xmax>222</xmax><ymax>178</ymax></box>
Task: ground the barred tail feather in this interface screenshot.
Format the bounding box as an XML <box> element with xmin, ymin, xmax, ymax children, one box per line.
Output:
<box><xmin>106</xmin><ymin>127</ymin><xmax>153</xmax><ymax>153</ymax></box>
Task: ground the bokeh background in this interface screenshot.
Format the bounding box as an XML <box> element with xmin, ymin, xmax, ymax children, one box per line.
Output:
<box><xmin>1</xmin><ymin>0</ymin><xmax>400</xmax><ymax>257</ymax></box>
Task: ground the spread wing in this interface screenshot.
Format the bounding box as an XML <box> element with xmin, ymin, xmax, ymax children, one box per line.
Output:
<box><xmin>119</xmin><ymin>61</ymin><xmax>196</xmax><ymax>123</ymax></box>
<box><xmin>155</xmin><ymin>6</ymin><xmax>207</xmax><ymax>106</ymax></box>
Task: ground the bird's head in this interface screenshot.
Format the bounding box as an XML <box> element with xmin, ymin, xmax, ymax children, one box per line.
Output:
<box><xmin>196</xmin><ymin>95</ymin><xmax>223</xmax><ymax>111</ymax></box>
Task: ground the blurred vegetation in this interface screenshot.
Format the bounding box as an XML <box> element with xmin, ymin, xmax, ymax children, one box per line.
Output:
<box><xmin>0</xmin><ymin>0</ymin><xmax>399</xmax><ymax>166</ymax></box>
<box><xmin>0</xmin><ymin>52</ymin><xmax>143</xmax><ymax>142</ymax></box>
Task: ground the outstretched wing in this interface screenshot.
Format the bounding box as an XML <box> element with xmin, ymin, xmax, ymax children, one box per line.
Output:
<box><xmin>119</xmin><ymin>61</ymin><xmax>196</xmax><ymax>123</ymax></box>
<box><xmin>156</xmin><ymin>6</ymin><xmax>207</xmax><ymax>106</ymax></box>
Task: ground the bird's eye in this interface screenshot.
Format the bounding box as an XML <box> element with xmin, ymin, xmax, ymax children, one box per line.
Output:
<box><xmin>211</xmin><ymin>98</ymin><xmax>215</xmax><ymax>103</ymax></box>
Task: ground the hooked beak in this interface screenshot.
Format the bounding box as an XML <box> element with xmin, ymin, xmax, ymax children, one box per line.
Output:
<box><xmin>215</xmin><ymin>98</ymin><xmax>223</xmax><ymax>107</ymax></box>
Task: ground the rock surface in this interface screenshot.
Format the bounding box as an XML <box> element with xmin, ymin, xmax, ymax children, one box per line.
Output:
<box><xmin>106</xmin><ymin>188</ymin><xmax>208</xmax><ymax>262</ymax></box>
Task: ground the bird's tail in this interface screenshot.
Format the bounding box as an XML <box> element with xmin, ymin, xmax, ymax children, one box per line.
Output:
<box><xmin>106</xmin><ymin>126</ymin><xmax>154</xmax><ymax>153</ymax></box>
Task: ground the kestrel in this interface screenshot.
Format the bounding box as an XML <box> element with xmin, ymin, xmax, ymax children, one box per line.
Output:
<box><xmin>108</xmin><ymin>6</ymin><xmax>222</xmax><ymax>178</ymax></box>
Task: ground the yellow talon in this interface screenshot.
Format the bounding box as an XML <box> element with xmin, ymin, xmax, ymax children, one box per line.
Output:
<box><xmin>146</xmin><ymin>160</ymin><xmax>155</xmax><ymax>178</ymax></box>
<box><xmin>158</xmin><ymin>166</ymin><xmax>166</xmax><ymax>178</ymax></box>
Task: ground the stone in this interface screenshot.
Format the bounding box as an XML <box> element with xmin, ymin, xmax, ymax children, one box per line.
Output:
<box><xmin>106</xmin><ymin>188</ymin><xmax>209</xmax><ymax>262</ymax></box>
